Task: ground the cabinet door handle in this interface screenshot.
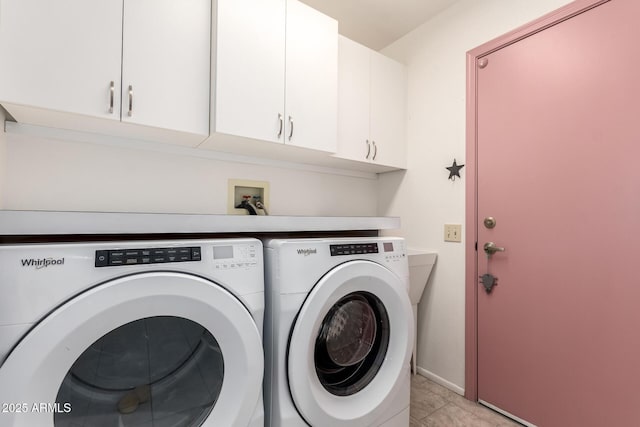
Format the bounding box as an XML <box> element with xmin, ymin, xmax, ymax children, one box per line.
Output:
<box><xmin>108</xmin><ymin>81</ymin><xmax>114</xmax><ymax>114</ymax></box>
<box><xmin>277</xmin><ymin>113</ymin><xmax>283</xmax><ymax>138</ymax></box>
<box><xmin>288</xmin><ymin>116</ymin><xmax>294</xmax><ymax>140</ymax></box>
<box><xmin>127</xmin><ymin>85</ymin><xmax>133</xmax><ymax>117</ymax></box>
<box><xmin>372</xmin><ymin>141</ymin><xmax>378</xmax><ymax>161</ymax></box>
<box><xmin>366</xmin><ymin>139</ymin><xmax>371</xmax><ymax>159</ymax></box>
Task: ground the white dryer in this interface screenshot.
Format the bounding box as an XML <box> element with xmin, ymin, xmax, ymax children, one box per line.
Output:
<box><xmin>0</xmin><ymin>238</ymin><xmax>264</xmax><ymax>427</ymax></box>
<box><xmin>263</xmin><ymin>237</ymin><xmax>413</xmax><ymax>427</ymax></box>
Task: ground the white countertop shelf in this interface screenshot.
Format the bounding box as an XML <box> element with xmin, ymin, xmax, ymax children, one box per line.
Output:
<box><xmin>0</xmin><ymin>210</ymin><xmax>400</xmax><ymax>235</ymax></box>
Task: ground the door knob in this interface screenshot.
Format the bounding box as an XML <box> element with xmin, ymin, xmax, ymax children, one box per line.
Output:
<box><xmin>483</xmin><ymin>242</ymin><xmax>505</xmax><ymax>256</ymax></box>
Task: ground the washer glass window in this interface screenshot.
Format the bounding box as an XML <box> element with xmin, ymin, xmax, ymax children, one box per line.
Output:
<box><xmin>314</xmin><ymin>292</ymin><xmax>390</xmax><ymax>396</ymax></box>
<box><xmin>54</xmin><ymin>316</ymin><xmax>224</xmax><ymax>427</ymax></box>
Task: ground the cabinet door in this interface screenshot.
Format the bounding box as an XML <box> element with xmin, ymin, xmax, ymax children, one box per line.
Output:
<box><xmin>0</xmin><ymin>0</ymin><xmax>122</xmax><ymax>120</ymax></box>
<box><xmin>370</xmin><ymin>51</ymin><xmax>407</xmax><ymax>168</ymax></box>
<box><xmin>284</xmin><ymin>0</ymin><xmax>337</xmax><ymax>153</ymax></box>
<box><xmin>214</xmin><ymin>0</ymin><xmax>286</xmax><ymax>144</ymax></box>
<box><xmin>121</xmin><ymin>0</ymin><xmax>210</xmax><ymax>136</ymax></box>
<box><xmin>336</xmin><ymin>36</ymin><xmax>371</xmax><ymax>162</ymax></box>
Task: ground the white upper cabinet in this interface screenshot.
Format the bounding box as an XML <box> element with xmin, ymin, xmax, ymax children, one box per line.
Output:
<box><xmin>0</xmin><ymin>0</ymin><xmax>123</xmax><ymax>121</ymax></box>
<box><xmin>337</xmin><ymin>36</ymin><xmax>371</xmax><ymax>162</ymax></box>
<box><xmin>212</xmin><ymin>0</ymin><xmax>286</xmax><ymax>144</ymax></box>
<box><xmin>0</xmin><ymin>0</ymin><xmax>210</xmax><ymax>145</ymax></box>
<box><xmin>336</xmin><ymin>35</ymin><xmax>407</xmax><ymax>170</ymax></box>
<box><xmin>121</xmin><ymin>0</ymin><xmax>210</xmax><ymax>136</ymax></box>
<box><xmin>369</xmin><ymin>50</ymin><xmax>407</xmax><ymax>168</ymax></box>
<box><xmin>284</xmin><ymin>0</ymin><xmax>337</xmax><ymax>152</ymax></box>
<box><xmin>207</xmin><ymin>0</ymin><xmax>337</xmax><ymax>154</ymax></box>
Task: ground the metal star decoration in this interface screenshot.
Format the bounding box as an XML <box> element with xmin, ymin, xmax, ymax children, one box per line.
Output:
<box><xmin>446</xmin><ymin>159</ymin><xmax>465</xmax><ymax>181</ymax></box>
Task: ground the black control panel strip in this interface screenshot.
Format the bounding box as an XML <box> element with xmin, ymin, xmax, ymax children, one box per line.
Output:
<box><xmin>330</xmin><ymin>243</ymin><xmax>379</xmax><ymax>256</ymax></box>
<box><xmin>95</xmin><ymin>247</ymin><xmax>202</xmax><ymax>267</ymax></box>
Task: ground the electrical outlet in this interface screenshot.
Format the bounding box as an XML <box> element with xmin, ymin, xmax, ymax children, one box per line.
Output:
<box><xmin>444</xmin><ymin>224</ymin><xmax>462</xmax><ymax>242</ymax></box>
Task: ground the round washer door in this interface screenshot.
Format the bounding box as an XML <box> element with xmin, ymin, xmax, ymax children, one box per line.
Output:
<box><xmin>0</xmin><ymin>272</ymin><xmax>263</xmax><ymax>427</ymax></box>
<box><xmin>288</xmin><ymin>260</ymin><xmax>413</xmax><ymax>427</ymax></box>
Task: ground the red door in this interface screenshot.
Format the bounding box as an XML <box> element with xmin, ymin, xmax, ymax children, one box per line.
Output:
<box><xmin>475</xmin><ymin>0</ymin><xmax>640</xmax><ymax>425</ymax></box>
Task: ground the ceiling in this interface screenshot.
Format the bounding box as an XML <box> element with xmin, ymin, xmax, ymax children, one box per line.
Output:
<box><xmin>299</xmin><ymin>0</ymin><xmax>460</xmax><ymax>51</ymax></box>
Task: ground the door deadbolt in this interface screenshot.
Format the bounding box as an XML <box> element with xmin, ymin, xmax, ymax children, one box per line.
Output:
<box><xmin>484</xmin><ymin>217</ymin><xmax>496</xmax><ymax>229</ymax></box>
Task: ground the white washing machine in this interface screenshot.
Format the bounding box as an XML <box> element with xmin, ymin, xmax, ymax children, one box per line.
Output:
<box><xmin>0</xmin><ymin>238</ymin><xmax>264</xmax><ymax>427</ymax></box>
<box><xmin>263</xmin><ymin>237</ymin><xmax>413</xmax><ymax>427</ymax></box>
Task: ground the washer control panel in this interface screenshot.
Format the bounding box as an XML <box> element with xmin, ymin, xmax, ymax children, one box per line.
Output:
<box><xmin>213</xmin><ymin>243</ymin><xmax>259</xmax><ymax>270</ymax></box>
<box><xmin>330</xmin><ymin>243</ymin><xmax>379</xmax><ymax>256</ymax></box>
<box><xmin>382</xmin><ymin>241</ymin><xmax>406</xmax><ymax>263</ymax></box>
<box><xmin>329</xmin><ymin>241</ymin><xmax>405</xmax><ymax>259</ymax></box>
<box><xmin>95</xmin><ymin>247</ymin><xmax>201</xmax><ymax>267</ymax></box>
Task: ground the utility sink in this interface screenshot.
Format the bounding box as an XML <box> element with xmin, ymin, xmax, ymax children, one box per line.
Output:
<box><xmin>407</xmin><ymin>249</ymin><xmax>437</xmax><ymax>374</ymax></box>
<box><xmin>408</xmin><ymin>250</ymin><xmax>437</xmax><ymax>304</ymax></box>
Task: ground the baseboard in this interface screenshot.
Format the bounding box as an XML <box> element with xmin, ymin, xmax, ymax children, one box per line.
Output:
<box><xmin>415</xmin><ymin>366</ymin><xmax>465</xmax><ymax>396</ymax></box>
<box><xmin>479</xmin><ymin>400</ymin><xmax>536</xmax><ymax>427</ymax></box>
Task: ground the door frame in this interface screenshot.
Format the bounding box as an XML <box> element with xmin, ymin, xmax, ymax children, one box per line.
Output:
<box><xmin>464</xmin><ymin>0</ymin><xmax>609</xmax><ymax>401</ymax></box>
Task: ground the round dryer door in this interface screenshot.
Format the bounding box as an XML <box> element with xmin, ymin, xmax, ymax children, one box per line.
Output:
<box><xmin>287</xmin><ymin>260</ymin><xmax>413</xmax><ymax>427</ymax></box>
<box><xmin>0</xmin><ymin>272</ymin><xmax>262</xmax><ymax>427</ymax></box>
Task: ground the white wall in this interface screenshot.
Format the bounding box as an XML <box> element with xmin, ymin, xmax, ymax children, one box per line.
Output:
<box><xmin>378</xmin><ymin>0</ymin><xmax>573</xmax><ymax>393</ymax></box>
<box><xmin>3</xmin><ymin>133</ymin><xmax>378</xmax><ymax>216</ymax></box>
<box><xmin>0</xmin><ymin>109</ymin><xmax>6</xmax><ymax>208</ymax></box>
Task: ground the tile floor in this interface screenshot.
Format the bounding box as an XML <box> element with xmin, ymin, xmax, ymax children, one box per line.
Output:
<box><xmin>410</xmin><ymin>375</ymin><xmax>522</xmax><ymax>427</ymax></box>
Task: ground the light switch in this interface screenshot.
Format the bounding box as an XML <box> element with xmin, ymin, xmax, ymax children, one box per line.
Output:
<box><xmin>444</xmin><ymin>224</ymin><xmax>462</xmax><ymax>242</ymax></box>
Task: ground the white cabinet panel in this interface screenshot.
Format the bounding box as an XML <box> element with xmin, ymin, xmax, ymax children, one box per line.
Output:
<box><xmin>370</xmin><ymin>50</ymin><xmax>406</xmax><ymax>169</ymax></box>
<box><xmin>284</xmin><ymin>0</ymin><xmax>337</xmax><ymax>152</ymax></box>
<box><xmin>0</xmin><ymin>0</ymin><xmax>123</xmax><ymax>121</ymax></box>
<box><xmin>337</xmin><ymin>36</ymin><xmax>371</xmax><ymax>162</ymax></box>
<box><xmin>205</xmin><ymin>0</ymin><xmax>337</xmax><ymax>156</ymax></box>
<box><xmin>121</xmin><ymin>0</ymin><xmax>210</xmax><ymax>135</ymax></box>
<box><xmin>213</xmin><ymin>0</ymin><xmax>286</xmax><ymax>143</ymax></box>
<box><xmin>0</xmin><ymin>0</ymin><xmax>210</xmax><ymax>145</ymax></box>
<box><xmin>335</xmin><ymin>36</ymin><xmax>407</xmax><ymax>169</ymax></box>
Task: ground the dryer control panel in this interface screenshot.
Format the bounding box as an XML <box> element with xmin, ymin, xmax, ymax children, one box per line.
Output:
<box><xmin>212</xmin><ymin>243</ymin><xmax>259</xmax><ymax>270</ymax></box>
<box><xmin>95</xmin><ymin>247</ymin><xmax>201</xmax><ymax>267</ymax></box>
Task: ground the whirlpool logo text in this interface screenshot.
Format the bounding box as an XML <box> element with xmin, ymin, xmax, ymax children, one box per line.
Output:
<box><xmin>21</xmin><ymin>257</ymin><xmax>65</xmax><ymax>269</ymax></box>
<box><xmin>296</xmin><ymin>249</ymin><xmax>317</xmax><ymax>256</ymax></box>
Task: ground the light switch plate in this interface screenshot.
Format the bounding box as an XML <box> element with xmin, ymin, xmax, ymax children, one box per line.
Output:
<box><xmin>444</xmin><ymin>224</ymin><xmax>462</xmax><ymax>242</ymax></box>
